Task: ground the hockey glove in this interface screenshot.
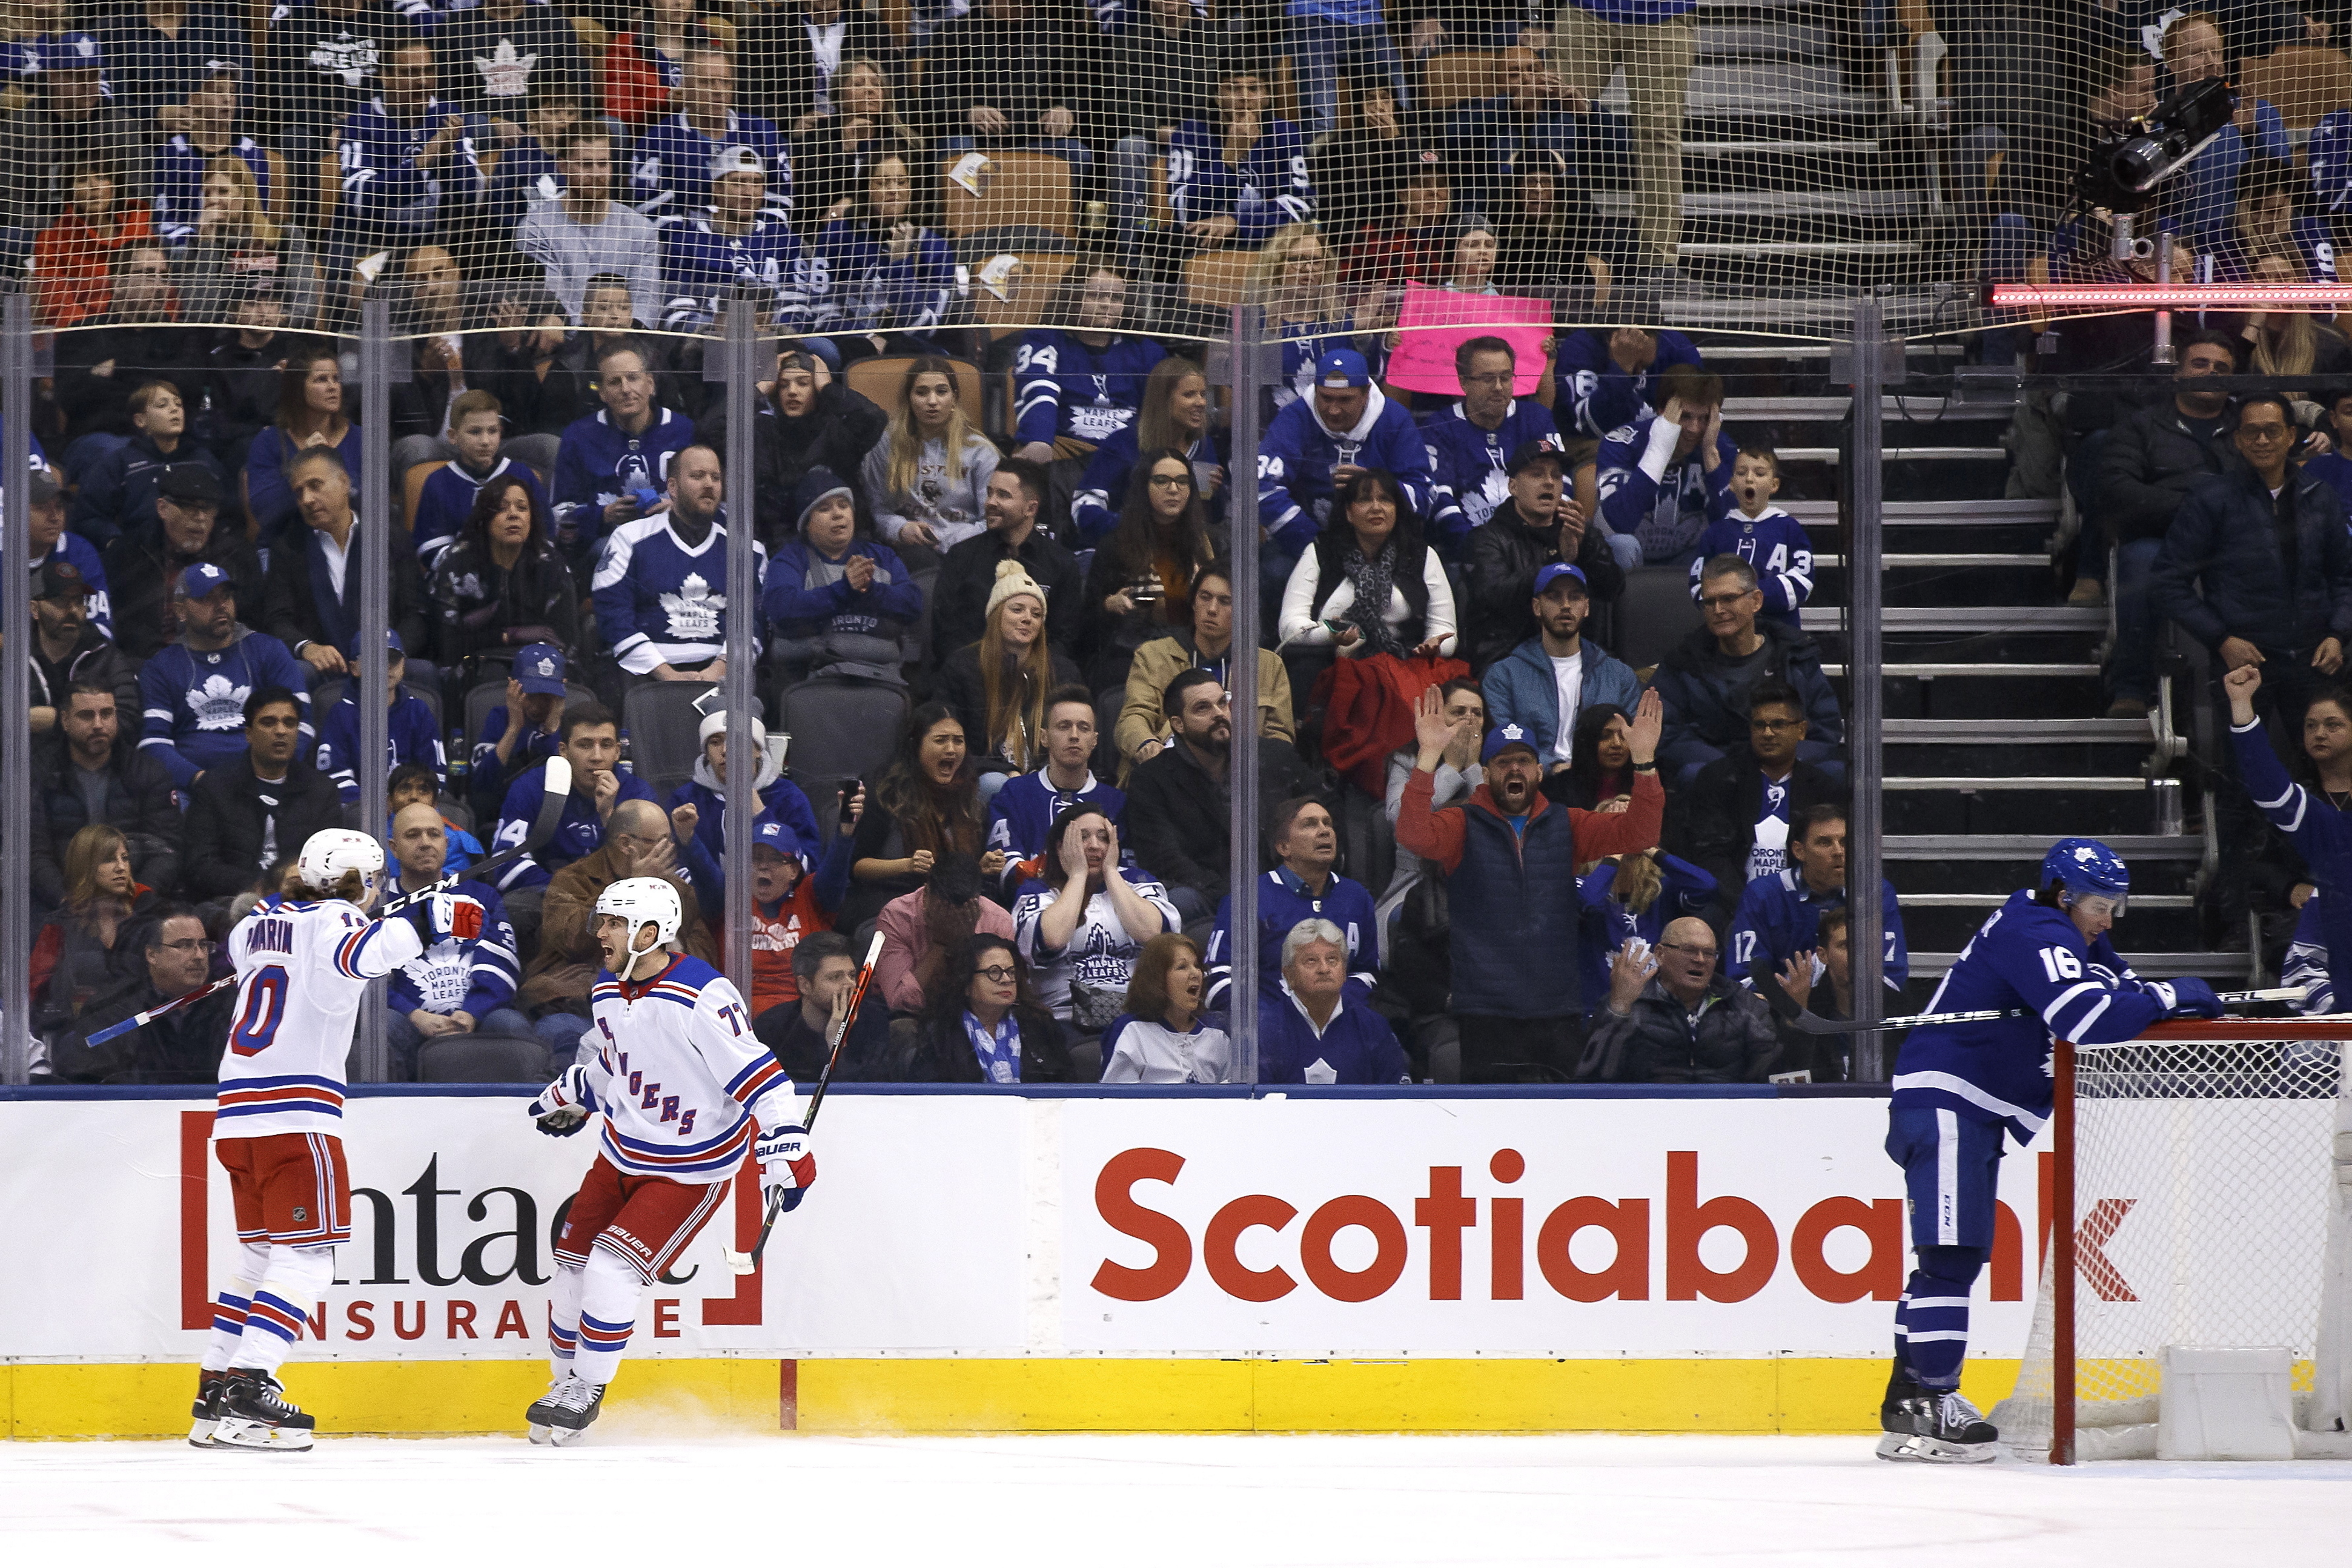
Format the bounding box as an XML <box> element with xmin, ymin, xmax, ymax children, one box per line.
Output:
<box><xmin>406</xmin><ymin>893</ymin><xmax>486</xmax><ymax>944</ymax></box>
<box><xmin>755</xmin><ymin>1124</ymin><xmax>817</xmax><ymax>1213</ymax></box>
<box><xmin>529</xmin><ymin>1065</ymin><xmax>598</xmax><ymax>1136</ymax></box>
<box><xmin>2148</xmin><ymin>977</ymin><xmax>2225</xmax><ymax>1019</ymax></box>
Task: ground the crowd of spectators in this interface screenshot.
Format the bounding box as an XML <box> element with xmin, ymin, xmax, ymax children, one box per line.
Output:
<box><xmin>8</xmin><ymin>0</ymin><xmax>1901</xmax><ymax>1091</ymax></box>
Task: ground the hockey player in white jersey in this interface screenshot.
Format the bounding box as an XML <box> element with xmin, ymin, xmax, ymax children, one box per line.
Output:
<box><xmin>194</xmin><ymin>829</ymin><xmax>485</xmax><ymax>1452</ymax></box>
<box><xmin>1877</xmin><ymin>837</ymin><xmax>2222</xmax><ymax>1462</ymax></box>
<box><xmin>523</xmin><ymin>876</ymin><xmax>815</xmax><ymax>1444</ymax></box>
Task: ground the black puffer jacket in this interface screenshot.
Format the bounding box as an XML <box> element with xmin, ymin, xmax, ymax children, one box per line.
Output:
<box><xmin>103</xmin><ymin>516</ymin><xmax>268</xmax><ymax>661</ymax></box>
<box><xmin>2097</xmin><ymin>400</ymin><xmax>2236</xmax><ymax>544</ymax></box>
<box><xmin>1578</xmin><ymin>974</ymin><xmax>1783</xmax><ymax>1083</ymax></box>
<box><xmin>697</xmin><ymin>380</ymin><xmax>890</xmax><ymax>546</ymax></box>
<box><xmin>2152</xmin><ymin>465</ymin><xmax>2352</xmax><ymax>655</ymax></box>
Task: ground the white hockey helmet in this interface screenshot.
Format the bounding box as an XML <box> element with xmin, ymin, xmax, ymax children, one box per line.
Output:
<box><xmin>595</xmin><ymin>876</ymin><xmax>683</xmax><ymax>954</ymax></box>
<box><xmin>297</xmin><ymin>829</ymin><xmax>385</xmax><ymax>902</ymax></box>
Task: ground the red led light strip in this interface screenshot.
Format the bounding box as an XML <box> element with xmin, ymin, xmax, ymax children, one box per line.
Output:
<box><xmin>1989</xmin><ymin>283</ymin><xmax>2352</xmax><ymax>308</ymax></box>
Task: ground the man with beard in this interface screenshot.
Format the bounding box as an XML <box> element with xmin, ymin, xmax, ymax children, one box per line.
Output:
<box><xmin>591</xmin><ymin>442</ymin><xmax>764</xmax><ymax>686</ymax></box>
<box><xmin>1124</xmin><ymin>669</ymin><xmax>1313</xmax><ymax>927</ymax></box>
<box><xmin>1396</xmin><ymin>684</ymin><xmax>1665</xmax><ymax>1082</ymax></box>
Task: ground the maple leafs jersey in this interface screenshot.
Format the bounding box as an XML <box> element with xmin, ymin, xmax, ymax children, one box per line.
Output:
<box><xmin>591</xmin><ymin>511</ymin><xmax>765</xmax><ymax>675</ymax></box>
<box><xmin>1689</xmin><ymin>504</ymin><xmax>1814</xmax><ymax>627</ymax></box>
<box><xmin>1595</xmin><ymin>412</ymin><xmax>1736</xmax><ymax>564</ymax></box>
<box><xmin>629</xmin><ymin>109</ymin><xmax>792</xmax><ymax>228</ymax></box>
<box><xmin>383</xmin><ymin>875</ymin><xmax>519</xmax><ymax>1021</ymax></box>
<box><xmin>154</xmin><ymin>135</ymin><xmax>273</xmax><ymax>245</ymax></box>
<box><xmin>1420</xmin><ymin>397</ymin><xmax>1563</xmax><ymax>551</ymax></box>
<box><xmin>551</xmin><ymin>406</ymin><xmax>696</xmax><ymax>538</ymax></box>
<box><xmin>1889</xmin><ymin>890</ymin><xmax>2173</xmax><ymax>1143</ymax></box>
<box><xmin>138</xmin><ymin>629</ymin><xmax>313</xmax><ymax>790</ymax></box>
<box><xmin>314</xmin><ymin>685</ymin><xmax>446</xmax><ymax>802</ymax></box>
<box><xmin>216</xmin><ymin>895</ymin><xmax>425</xmax><ymax>1139</ymax></box>
<box><xmin>338</xmin><ymin>94</ymin><xmax>488</xmax><ymax>240</ymax></box>
<box><xmin>658</xmin><ymin>211</ymin><xmax>816</xmax><ymax>332</ymax></box>
<box><xmin>581</xmin><ymin>954</ymin><xmax>799</xmax><ymax>1182</ymax></box>
<box><xmin>1012</xmin><ymin>331</ymin><xmax>1168</xmax><ymax>446</ymax></box>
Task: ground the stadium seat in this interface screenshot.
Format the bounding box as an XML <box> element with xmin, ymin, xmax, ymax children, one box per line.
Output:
<box><xmin>462</xmin><ymin>678</ymin><xmax>603</xmax><ymax>756</ymax></box>
<box><xmin>780</xmin><ymin>676</ymin><xmax>908</xmax><ymax>814</ymax></box>
<box><xmin>971</xmin><ymin>251</ymin><xmax>1077</xmax><ymax>341</ymax></box>
<box><xmin>1425</xmin><ymin>51</ymin><xmax>1503</xmax><ymax>113</ymax></box>
<box><xmin>403</xmin><ymin>460</ymin><xmax>447</xmax><ymax>535</ymax></box>
<box><xmin>623</xmin><ymin>680</ymin><xmax>718</xmax><ymax>799</ymax></box>
<box><xmin>1611</xmin><ymin>564</ymin><xmax>1703</xmax><ymax>674</ymax></box>
<box><xmin>2240</xmin><ymin>45</ymin><xmax>2352</xmax><ymax>133</ymax></box>
<box><xmin>942</xmin><ymin>151</ymin><xmax>1074</xmax><ymax>238</ymax></box>
<box><xmin>1183</xmin><ymin>251</ymin><xmax>1256</xmax><ymax>312</ymax></box>
<box><xmin>845</xmin><ymin>355</ymin><xmax>986</xmax><ymax>430</ymax></box>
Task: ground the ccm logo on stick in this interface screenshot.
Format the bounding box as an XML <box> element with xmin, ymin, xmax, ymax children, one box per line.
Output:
<box><xmin>1087</xmin><ymin>1147</ymin><xmax>2032</xmax><ymax>1306</ymax></box>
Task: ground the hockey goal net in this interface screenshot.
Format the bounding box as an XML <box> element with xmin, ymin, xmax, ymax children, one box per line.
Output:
<box><xmin>1995</xmin><ymin>1020</ymin><xmax>2352</xmax><ymax>1463</ymax></box>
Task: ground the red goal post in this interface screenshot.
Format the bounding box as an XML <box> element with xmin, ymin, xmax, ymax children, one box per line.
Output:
<box><xmin>1998</xmin><ymin>1019</ymin><xmax>2352</xmax><ymax>1463</ymax></box>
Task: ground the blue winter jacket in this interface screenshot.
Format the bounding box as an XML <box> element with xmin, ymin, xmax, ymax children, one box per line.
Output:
<box><xmin>2150</xmin><ymin>465</ymin><xmax>2352</xmax><ymax>657</ymax></box>
<box><xmin>1479</xmin><ymin>637</ymin><xmax>1641</xmax><ymax>762</ymax></box>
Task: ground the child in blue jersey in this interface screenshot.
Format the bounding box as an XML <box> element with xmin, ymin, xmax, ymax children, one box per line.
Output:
<box><xmin>413</xmin><ymin>391</ymin><xmax>554</xmax><ymax>570</ymax></box>
<box><xmin>312</xmin><ymin>633</ymin><xmax>446</xmax><ymax>804</ymax></box>
<box><xmin>1688</xmin><ymin>447</ymin><xmax>1810</xmax><ymax>629</ymax></box>
<box><xmin>1878</xmin><ymin>838</ymin><xmax>2222</xmax><ymax>1461</ymax></box>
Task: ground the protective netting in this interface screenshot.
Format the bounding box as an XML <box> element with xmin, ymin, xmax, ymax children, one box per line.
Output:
<box><xmin>7</xmin><ymin>0</ymin><xmax>2321</xmax><ymax>345</ymax></box>
<box><xmin>1995</xmin><ymin>1025</ymin><xmax>2352</xmax><ymax>1462</ymax></box>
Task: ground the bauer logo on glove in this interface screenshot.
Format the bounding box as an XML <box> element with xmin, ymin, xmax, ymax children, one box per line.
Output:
<box><xmin>755</xmin><ymin>1123</ymin><xmax>818</xmax><ymax>1212</ymax></box>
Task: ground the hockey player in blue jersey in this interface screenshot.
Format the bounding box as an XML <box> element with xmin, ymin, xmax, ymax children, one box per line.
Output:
<box><xmin>1595</xmin><ymin>363</ymin><xmax>1735</xmax><ymax>566</ymax></box>
<box><xmin>2224</xmin><ymin>662</ymin><xmax>2352</xmax><ymax>1017</ymax></box>
<box><xmin>1419</xmin><ymin>335</ymin><xmax>1563</xmax><ymax>555</ymax></box>
<box><xmin>1011</xmin><ymin>262</ymin><xmax>1167</xmax><ymax>459</ymax></box>
<box><xmin>1257</xmin><ymin>349</ymin><xmax>1438</xmax><ymax>580</ymax></box>
<box><xmin>1878</xmin><ymin>838</ymin><xmax>2223</xmax><ymax>1461</ymax></box>
<box><xmin>1687</xmin><ymin>446</ymin><xmax>1811</xmax><ymax>630</ymax></box>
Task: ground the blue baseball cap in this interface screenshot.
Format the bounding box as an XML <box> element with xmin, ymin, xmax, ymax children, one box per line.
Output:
<box><xmin>40</xmin><ymin>32</ymin><xmax>103</xmax><ymax>71</ymax></box>
<box><xmin>1533</xmin><ymin>562</ymin><xmax>1589</xmax><ymax>598</ymax></box>
<box><xmin>750</xmin><ymin>818</ymin><xmax>793</xmax><ymax>855</ymax></box>
<box><xmin>1316</xmin><ymin>349</ymin><xmax>1371</xmax><ymax>389</ymax></box>
<box><xmin>1482</xmin><ymin>722</ymin><xmax>1540</xmax><ymax>764</ymax></box>
<box><xmin>177</xmin><ymin>562</ymin><xmax>233</xmax><ymax>599</ymax></box>
<box><xmin>385</xmin><ymin>628</ymin><xmax>406</xmax><ymax>657</ymax></box>
<box><xmin>514</xmin><ymin>642</ymin><xmax>566</xmax><ymax>695</ymax></box>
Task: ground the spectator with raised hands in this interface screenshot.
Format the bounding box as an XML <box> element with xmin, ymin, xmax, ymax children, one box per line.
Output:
<box><xmin>1579</xmin><ymin>915</ymin><xmax>1783</xmax><ymax>1083</ymax></box>
<box><xmin>754</xmin><ymin>930</ymin><xmax>895</xmax><ymax>1082</ymax></box>
<box><xmin>1013</xmin><ymin>804</ymin><xmax>1178</xmax><ymax>1053</ymax></box>
<box><xmin>1554</xmin><ymin>323</ymin><xmax>1704</xmax><ymax>449</ymax></box>
<box><xmin>1396</xmin><ymin>683</ymin><xmax>1666</xmax><ymax>1080</ymax></box>
<box><xmin>1594</xmin><ymin>362</ymin><xmax>1734</xmax><ymax>566</ymax></box>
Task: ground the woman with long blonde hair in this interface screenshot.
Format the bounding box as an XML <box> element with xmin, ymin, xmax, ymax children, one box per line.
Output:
<box><xmin>936</xmin><ymin>561</ymin><xmax>1082</xmax><ymax>792</ymax></box>
<box><xmin>858</xmin><ymin>355</ymin><xmax>997</xmax><ymax>558</ymax></box>
<box><xmin>175</xmin><ymin>154</ymin><xmax>320</xmax><ymax>329</ymax></box>
<box><xmin>1247</xmin><ymin>222</ymin><xmax>1378</xmax><ymax>408</ymax></box>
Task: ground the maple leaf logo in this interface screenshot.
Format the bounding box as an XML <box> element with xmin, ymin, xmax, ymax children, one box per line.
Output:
<box><xmin>659</xmin><ymin>572</ymin><xmax>723</xmax><ymax>641</ymax></box>
<box><xmin>474</xmin><ymin>37</ymin><xmax>538</xmax><ymax>98</ymax></box>
<box><xmin>190</xmin><ymin>672</ymin><xmax>253</xmax><ymax>731</ymax></box>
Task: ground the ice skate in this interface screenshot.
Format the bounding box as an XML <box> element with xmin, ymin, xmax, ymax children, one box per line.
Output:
<box><xmin>526</xmin><ymin>1376</ymin><xmax>605</xmax><ymax>1446</ymax></box>
<box><xmin>1876</xmin><ymin>1389</ymin><xmax>1998</xmax><ymax>1464</ymax></box>
<box><xmin>188</xmin><ymin>1369</ymin><xmax>224</xmax><ymax>1449</ymax></box>
<box><xmin>211</xmin><ymin>1370</ymin><xmax>316</xmax><ymax>1452</ymax></box>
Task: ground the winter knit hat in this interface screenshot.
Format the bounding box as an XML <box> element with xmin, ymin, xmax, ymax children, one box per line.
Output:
<box><xmin>793</xmin><ymin>467</ymin><xmax>856</xmax><ymax>533</ymax></box>
<box><xmin>986</xmin><ymin>558</ymin><xmax>1047</xmax><ymax>622</ymax></box>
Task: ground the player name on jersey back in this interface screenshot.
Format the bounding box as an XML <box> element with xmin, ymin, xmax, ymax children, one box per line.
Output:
<box><xmin>214</xmin><ymin>897</ymin><xmax>424</xmax><ymax>1139</ymax></box>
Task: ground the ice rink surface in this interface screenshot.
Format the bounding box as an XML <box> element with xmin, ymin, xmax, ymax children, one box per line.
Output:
<box><xmin>6</xmin><ymin>1431</ymin><xmax>2351</xmax><ymax>1565</ymax></box>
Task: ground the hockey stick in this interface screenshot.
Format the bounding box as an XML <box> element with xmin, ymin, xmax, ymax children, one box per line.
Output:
<box><xmin>724</xmin><ymin>929</ymin><xmax>886</xmax><ymax>1276</ymax></box>
<box><xmin>85</xmin><ymin>755</ymin><xmax>575</xmax><ymax>1048</ymax></box>
<box><xmin>1755</xmin><ymin>973</ymin><xmax>2314</xmax><ymax>1036</ymax></box>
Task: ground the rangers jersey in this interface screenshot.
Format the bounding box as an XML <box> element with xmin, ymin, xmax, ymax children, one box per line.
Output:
<box><xmin>216</xmin><ymin>895</ymin><xmax>425</xmax><ymax>1138</ymax></box>
<box><xmin>581</xmin><ymin>953</ymin><xmax>798</xmax><ymax>1181</ymax></box>
<box><xmin>1420</xmin><ymin>397</ymin><xmax>1563</xmax><ymax>551</ymax></box>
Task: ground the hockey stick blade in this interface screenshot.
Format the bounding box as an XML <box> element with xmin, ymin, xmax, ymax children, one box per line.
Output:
<box><xmin>88</xmin><ymin>757</ymin><xmax>577</xmax><ymax>1048</ymax></box>
<box><xmin>728</xmin><ymin>932</ymin><xmax>888</xmax><ymax>1274</ymax></box>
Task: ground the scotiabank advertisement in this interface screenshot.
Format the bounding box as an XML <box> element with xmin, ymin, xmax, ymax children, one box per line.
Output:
<box><xmin>0</xmin><ymin>1093</ymin><xmax>2049</xmax><ymax>1362</ymax></box>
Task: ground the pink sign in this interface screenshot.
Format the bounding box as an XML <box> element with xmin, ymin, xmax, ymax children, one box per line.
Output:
<box><xmin>1382</xmin><ymin>282</ymin><xmax>1555</xmax><ymax>397</ymax></box>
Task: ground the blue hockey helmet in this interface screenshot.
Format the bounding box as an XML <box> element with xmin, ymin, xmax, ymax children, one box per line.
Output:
<box><xmin>2042</xmin><ymin>837</ymin><xmax>2130</xmax><ymax>913</ymax></box>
